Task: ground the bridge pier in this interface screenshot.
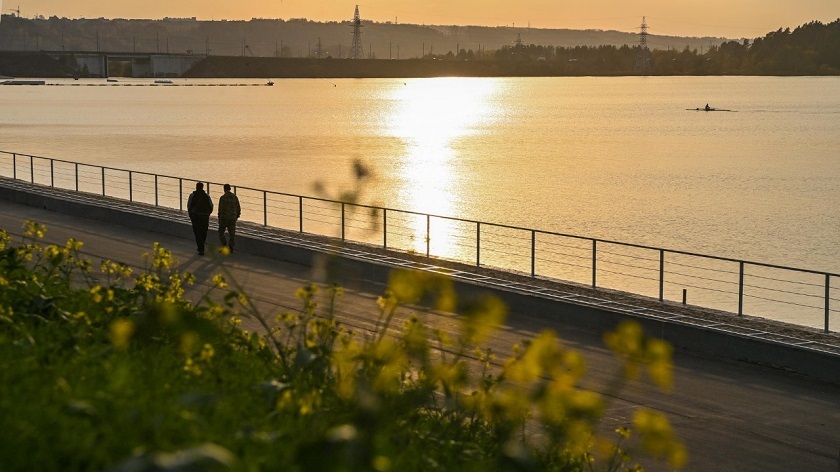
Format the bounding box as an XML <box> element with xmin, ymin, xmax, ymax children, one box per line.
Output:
<box><xmin>74</xmin><ymin>54</ymin><xmax>108</xmax><ymax>77</ymax></box>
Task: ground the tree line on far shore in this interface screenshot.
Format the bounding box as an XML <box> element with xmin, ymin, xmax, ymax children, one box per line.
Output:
<box><xmin>444</xmin><ymin>19</ymin><xmax>840</xmax><ymax>75</ymax></box>
<box><xmin>1</xmin><ymin>16</ymin><xmax>838</xmax><ymax>77</ymax></box>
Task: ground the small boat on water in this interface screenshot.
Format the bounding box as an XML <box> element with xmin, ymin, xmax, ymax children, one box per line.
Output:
<box><xmin>154</xmin><ymin>79</ymin><xmax>173</xmax><ymax>84</ymax></box>
<box><xmin>107</xmin><ymin>79</ymin><xmax>118</xmax><ymax>83</ymax></box>
<box><xmin>266</xmin><ymin>80</ymin><xmax>275</xmax><ymax>86</ymax></box>
<box><xmin>687</xmin><ymin>104</ymin><xmax>734</xmax><ymax>112</ymax></box>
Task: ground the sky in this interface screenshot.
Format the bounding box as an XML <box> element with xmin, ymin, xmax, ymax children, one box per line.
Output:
<box><xmin>6</xmin><ymin>0</ymin><xmax>840</xmax><ymax>39</ymax></box>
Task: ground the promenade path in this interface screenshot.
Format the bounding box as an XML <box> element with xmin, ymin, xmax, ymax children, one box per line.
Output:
<box><xmin>1</xmin><ymin>195</ymin><xmax>839</xmax><ymax>471</ymax></box>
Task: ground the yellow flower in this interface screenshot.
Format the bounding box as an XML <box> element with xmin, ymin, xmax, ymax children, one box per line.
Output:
<box><xmin>329</xmin><ymin>285</ymin><xmax>345</xmax><ymax>298</ymax></box>
<box><xmin>460</xmin><ymin>295</ymin><xmax>506</xmax><ymax>345</ymax></box>
<box><xmin>110</xmin><ymin>318</ymin><xmax>135</xmax><ymax>350</ymax></box>
<box><xmin>372</xmin><ymin>456</ymin><xmax>392</xmax><ymax>472</ymax></box>
<box><xmin>504</xmin><ymin>330</ymin><xmax>559</xmax><ymax>384</ymax></box>
<box><xmin>90</xmin><ymin>286</ymin><xmax>104</xmax><ymax>303</ymax></box>
<box><xmin>615</xmin><ymin>426</ymin><xmax>630</xmax><ymax>439</ymax></box>
<box><xmin>276</xmin><ymin>390</ymin><xmax>293</xmax><ymax>410</ymax></box>
<box><xmin>212</xmin><ymin>274</ymin><xmax>228</xmax><ymax>288</ymax></box>
<box><xmin>633</xmin><ymin>409</ymin><xmax>688</xmax><ymax>468</ymax></box>
<box><xmin>0</xmin><ymin>229</ymin><xmax>10</xmax><ymax>249</ymax></box>
<box><xmin>180</xmin><ymin>331</ymin><xmax>200</xmax><ymax>356</ymax></box>
<box><xmin>298</xmin><ymin>391</ymin><xmax>321</xmax><ymax>416</ymax></box>
<box><xmin>45</xmin><ymin>245</ymin><xmax>63</xmax><ymax>263</ymax></box>
<box><xmin>605</xmin><ymin>321</ymin><xmax>674</xmax><ymax>391</ymax></box>
<box><xmin>295</xmin><ymin>284</ymin><xmax>319</xmax><ymax>300</ymax></box>
<box><xmin>333</xmin><ymin>339</ymin><xmax>362</xmax><ymax>399</ymax></box>
<box><xmin>23</xmin><ymin>220</ymin><xmax>46</xmax><ymax>238</ymax></box>
<box><xmin>376</xmin><ymin>292</ymin><xmax>397</xmax><ymax>311</ymax></box>
<box><xmin>431</xmin><ymin>361</ymin><xmax>467</xmax><ymax>389</ymax></box>
<box><xmin>183</xmin><ymin>358</ymin><xmax>202</xmax><ymax>376</ymax></box>
<box><xmin>64</xmin><ymin>238</ymin><xmax>83</xmax><ymax>251</ymax></box>
<box><xmin>200</xmin><ymin>343</ymin><xmax>215</xmax><ymax>362</ymax></box>
<box><xmin>101</xmin><ymin>260</ymin><xmax>133</xmax><ymax>278</ymax></box>
<box><xmin>144</xmin><ymin>242</ymin><xmax>177</xmax><ymax>271</ymax></box>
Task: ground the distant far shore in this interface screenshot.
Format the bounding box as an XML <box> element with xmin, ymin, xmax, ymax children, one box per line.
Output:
<box><xmin>1</xmin><ymin>52</ymin><xmax>839</xmax><ymax>79</ymax></box>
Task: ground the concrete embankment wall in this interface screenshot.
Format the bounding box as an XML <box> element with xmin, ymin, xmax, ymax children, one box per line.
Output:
<box><xmin>2</xmin><ymin>179</ymin><xmax>839</xmax><ymax>385</ymax></box>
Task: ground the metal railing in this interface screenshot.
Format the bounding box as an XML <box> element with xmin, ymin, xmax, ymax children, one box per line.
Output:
<box><xmin>1</xmin><ymin>150</ymin><xmax>837</xmax><ymax>332</ymax></box>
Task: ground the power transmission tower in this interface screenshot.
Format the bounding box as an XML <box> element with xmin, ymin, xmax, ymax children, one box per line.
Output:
<box><xmin>349</xmin><ymin>5</ymin><xmax>364</xmax><ymax>59</ymax></box>
<box><xmin>514</xmin><ymin>33</ymin><xmax>525</xmax><ymax>60</ymax></box>
<box><xmin>634</xmin><ymin>16</ymin><xmax>651</xmax><ymax>75</ymax></box>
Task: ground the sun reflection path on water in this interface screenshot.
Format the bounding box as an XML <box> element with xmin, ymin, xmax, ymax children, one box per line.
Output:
<box><xmin>384</xmin><ymin>78</ymin><xmax>502</xmax><ymax>258</ymax></box>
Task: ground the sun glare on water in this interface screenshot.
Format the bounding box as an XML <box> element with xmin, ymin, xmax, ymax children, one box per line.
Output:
<box><xmin>385</xmin><ymin>77</ymin><xmax>500</xmax><ymax>256</ymax></box>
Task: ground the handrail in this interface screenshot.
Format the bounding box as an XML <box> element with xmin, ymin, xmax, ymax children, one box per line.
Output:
<box><xmin>0</xmin><ymin>149</ymin><xmax>835</xmax><ymax>332</ymax></box>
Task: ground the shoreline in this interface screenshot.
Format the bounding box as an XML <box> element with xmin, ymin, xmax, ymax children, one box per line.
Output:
<box><xmin>2</xmin><ymin>52</ymin><xmax>840</xmax><ymax>79</ymax></box>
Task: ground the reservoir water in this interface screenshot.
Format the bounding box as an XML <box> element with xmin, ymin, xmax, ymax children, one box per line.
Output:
<box><xmin>1</xmin><ymin>76</ymin><xmax>839</xmax><ymax>329</ymax></box>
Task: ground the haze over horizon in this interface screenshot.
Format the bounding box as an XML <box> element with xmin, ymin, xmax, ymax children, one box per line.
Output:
<box><xmin>3</xmin><ymin>0</ymin><xmax>838</xmax><ymax>39</ymax></box>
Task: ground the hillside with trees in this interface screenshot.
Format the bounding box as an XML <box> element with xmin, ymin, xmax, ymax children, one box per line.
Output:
<box><xmin>0</xmin><ymin>14</ymin><xmax>724</xmax><ymax>59</ymax></box>
<box><xmin>0</xmin><ymin>15</ymin><xmax>838</xmax><ymax>77</ymax></box>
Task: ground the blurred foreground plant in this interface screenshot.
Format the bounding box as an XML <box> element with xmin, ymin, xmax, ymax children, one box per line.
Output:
<box><xmin>0</xmin><ymin>221</ymin><xmax>686</xmax><ymax>471</ymax></box>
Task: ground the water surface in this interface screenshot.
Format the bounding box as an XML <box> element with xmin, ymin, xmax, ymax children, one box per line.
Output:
<box><xmin>1</xmin><ymin>76</ymin><xmax>838</xmax><ymax>326</ymax></box>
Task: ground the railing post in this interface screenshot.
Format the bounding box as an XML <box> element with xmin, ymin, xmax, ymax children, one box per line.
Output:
<box><xmin>12</xmin><ymin>153</ymin><xmax>16</xmax><ymax>179</ymax></box>
<box><xmin>50</xmin><ymin>159</ymin><xmax>54</xmax><ymax>188</ymax></box>
<box><xmin>128</xmin><ymin>171</ymin><xmax>133</xmax><ymax>202</ymax></box>
<box><xmin>101</xmin><ymin>167</ymin><xmax>105</xmax><ymax>195</ymax></box>
<box><xmin>74</xmin><ymin>163</ymin><xmax>79</xmax><ymax>192</ymax></box>
<box><xmin>426</xmin><ymin>214</ymin><xmax>430</xmax><ymax>257</ymax></box>
<box><xmin>659</xmin><ymin>249</ymin><xmax>665</xmax><ymax>301</ymax></box>
<box><xmin>30</xmin><ymin>155</ymin><xmax>34</xmax><ymax>183</ymax></box>
<box><xmin>592</xmin><ymin>240</ymin><xmax>597</xmax><ymax>288</ymax></box>
<box><xmin>531</xmin><ymin>230</ymin><xmax>536</xmax><ymax>277</ymax></box>
<box><xmin>341</xmin><ymin>202</ymin><xmax>346</xmax><ymax>241</ymax></box>
<box><xmin>154</xmin><ymin>175</ymin><xmax>159</xmax><ymax>206</ymax></box>
<box><xmin>299</xmin><ymin>196</ymin><xmax>303</xmax><ymax>233</ymax></box>
<box><xmin>179</xmin><ymin>178</ymin><xmax>183</xmax><ymax>210</ymax></box>
<box><xmin>383</xmin><ymin>209</ymin><xmax>388</xmax><ymax>248</ymax></box>
<box><xmin>263</xmin><ymin>191</ymin><xmax>267</xmax><ymax>226</ymax></box>
<box><xmin>826</xmin><ymin>274</ymin><xmax>831</xmax><ymax>333</ymax></box>
<box><xmin>476</xmin><ymin>222</ymin><xmax>481</xmax><ymax>267</ymax></box>
<box><xmin>738</xmin><ymin>261</ymin><xmax>745</xmax><ymax>316</ymax></box>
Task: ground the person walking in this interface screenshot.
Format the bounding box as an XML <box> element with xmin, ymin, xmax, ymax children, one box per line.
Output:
<box><xmin>187</xmin><ymin>182</ymin><xmax>213</xmax><ymax>255</ymax></box>
<box><xmin>217</xmin><ymin>183</ymin><xmax>241</xmax><ymax>253</ymax></box>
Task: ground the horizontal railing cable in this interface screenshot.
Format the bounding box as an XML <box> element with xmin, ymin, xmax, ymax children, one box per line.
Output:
<box><xmin>1</xmin><ymin>149</ymin><xmax>837</xmax><ymax>333</ymax></box>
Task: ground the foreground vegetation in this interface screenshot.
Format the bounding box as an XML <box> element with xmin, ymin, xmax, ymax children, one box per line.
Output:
<box><xmin>0</xmin><ymin>221</ymin><xmax>686</xmax><ymax>471</ymax></box>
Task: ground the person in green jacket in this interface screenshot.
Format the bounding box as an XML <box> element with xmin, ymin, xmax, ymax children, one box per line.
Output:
<box><xmin>217</xmin><ymin>183</ymin><xmax>241</xmax><ymax>253</ymax></box>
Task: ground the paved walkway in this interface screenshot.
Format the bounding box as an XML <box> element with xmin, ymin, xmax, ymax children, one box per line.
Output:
<box><xmin>1</xmin><ymin>196</ymin><xmax>839</xmax><ymax>471</ymax></box>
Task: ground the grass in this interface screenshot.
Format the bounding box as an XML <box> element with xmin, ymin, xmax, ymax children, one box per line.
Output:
<box><xmin>0</xmin><ymin>221</ymin><xmax>687</xmax><ymax>471</ymax></box>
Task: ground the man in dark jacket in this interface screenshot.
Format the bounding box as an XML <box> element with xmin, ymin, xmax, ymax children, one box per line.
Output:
<box><xmin>217</xmin><ymin>183</ymin><xmax>241</xmax><ymax>253</ymax></box>
<box><xmin>187</xmin><ymin>182</ymin><xmax>213</xmax><ymax>255</ymax></box>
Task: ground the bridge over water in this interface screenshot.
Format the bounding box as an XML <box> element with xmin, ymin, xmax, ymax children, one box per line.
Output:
<box><xmin>43</xmin><ymin>50</ymin><xmax>205</xmax><ymax>78</ymax></box>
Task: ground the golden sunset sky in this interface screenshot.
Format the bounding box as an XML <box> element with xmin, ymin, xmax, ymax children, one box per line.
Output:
<box><xmin>8</xmin><ymin>0</ymin><xmax>840</xmax><ymax>38</ymax></box>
